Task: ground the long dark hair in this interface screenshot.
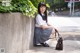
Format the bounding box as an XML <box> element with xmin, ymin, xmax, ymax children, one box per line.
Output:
<box><xmin>38</xmin><ymin>2</ymin><xmax>47</xmax><ymax>22</ymax></box>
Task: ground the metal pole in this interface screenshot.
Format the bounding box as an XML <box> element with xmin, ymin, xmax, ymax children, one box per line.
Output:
<box><xmin>72</xmin><ymin>0</ymin><xmax>75</xmax><ymax>16</ymax></box>
<box><xmin>59</xmin><ymin>0</ymin><xmax>61</xmax><ymax>13</ymax></box>
<box><xmin>70</xmin><ymin>4</ymin><xmax>72</xmax><ymax>16</ymax></box>
<box><xmin>70</xmin><ymin>0</ymin><xmax>72</xmax><ymax>16</ymax></box>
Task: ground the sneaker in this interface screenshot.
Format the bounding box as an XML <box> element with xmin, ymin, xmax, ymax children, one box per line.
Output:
<box><xmin>41</xmin><ymin>43</ymin><xmax>49</xmax><ymax>47</ymax></box>
<box><xmin>34</xmin><ymin>44</ymin><xmax>42</xmax><ymax>47</ymax></box>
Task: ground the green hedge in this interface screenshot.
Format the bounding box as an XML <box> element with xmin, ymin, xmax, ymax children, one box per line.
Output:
<box><xmin>46</xmin><ymin>0</ymin><xmax>67</xmax><ymax>11</ymax></box>
<box><xmin>0</xmin><ymin>0</ymin><xmax>37</xmax><ymax>17</ymax></box>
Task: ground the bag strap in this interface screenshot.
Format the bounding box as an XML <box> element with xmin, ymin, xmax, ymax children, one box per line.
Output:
<box><xmin>55</xmin><ymin>29</ymin><xmax>62</xmax><ymax>38</ymax></box>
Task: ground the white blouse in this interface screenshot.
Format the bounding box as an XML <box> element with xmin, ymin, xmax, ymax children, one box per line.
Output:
<box><xmin>35</xmin><ymin>14</ymin><xmax>48</xmax><ymax>27</ymax></box>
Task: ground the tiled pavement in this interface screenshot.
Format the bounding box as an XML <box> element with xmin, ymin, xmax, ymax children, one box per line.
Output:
<box><xmin>25</xmin><ymin>34</ymin><xmax>80</xmax><ymax>53</ymax></box>
<box><xmin>25</xmin><ymin>16</ymin><xmax>80</xmax><ymax>53</ymax></box>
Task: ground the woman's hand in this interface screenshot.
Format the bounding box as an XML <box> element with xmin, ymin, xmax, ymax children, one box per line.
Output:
<box><xmin>40</xmin><ymin>25</ymin><xmax>51</xmax><ymax>29</ymax></box>
<box><xmin>40</xmin><ymin>25</ymin><xmax>58</xmax><ymax>32</ymax></box>
<box><xmin>48</xmin><ymin>25</ymin><xmax>58</xmax><ymax>32</ymax></box>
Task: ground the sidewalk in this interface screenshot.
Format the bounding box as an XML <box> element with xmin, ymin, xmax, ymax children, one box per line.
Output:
<box><xmin>25</xmin><ymin>34</ymin><xmax>80</xmax><ymax>53</ymax></box>
<box><xmin>25</xmin><ymin>16</ymin><xmax>80</xmax><ymax>53</ymax></box>
<box><xmin>48</xmin><ymin>16</ymin><xmax>80</xmax><ymax>32</ymax></box>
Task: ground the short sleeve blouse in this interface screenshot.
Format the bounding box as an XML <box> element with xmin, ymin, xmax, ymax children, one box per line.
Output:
<box><xmin>35</xmin><ymin>14</ymin><xmax>48</xmax><ymax>27</ymax></box>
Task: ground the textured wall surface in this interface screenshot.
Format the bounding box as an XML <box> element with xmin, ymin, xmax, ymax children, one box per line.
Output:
<box><xmin>0</xmin><ymin>13</ymin><xmax>34</xmax><ymax>53</ymax></box>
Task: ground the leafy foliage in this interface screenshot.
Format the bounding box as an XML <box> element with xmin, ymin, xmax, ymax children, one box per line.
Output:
<box><xmin>46</xmin><ymin>0</ymin><xmax>67</xmax><ymax>11</ymax></box>
<box><xmin>0</xmin><ymin>0</ymin><xmax>37</xmax><ymax>17</ymax></box>
<box><xmin>1</xmin><ymin>0</ymin><xmax>80</xmax><ymax>16</ymax></box>
<box><xmin>0</xmin><ymin>6</ymin><xmax>14</xmax><ymax>13</ymax></box>
<box><xmin>11</xmin><ymin>0</ymin><xmax>37</xmax><ymax>17</ymax></box>
<box><xmin>31</xmin><ymin>0</ymin><xmax>46</xmax><ymax>8</ymax></box>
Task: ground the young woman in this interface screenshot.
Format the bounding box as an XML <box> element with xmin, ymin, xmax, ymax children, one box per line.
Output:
<box><xmin>33</xmin><ymin>2</ymin><xmax>58</xmax><ymax>47</ymax></box>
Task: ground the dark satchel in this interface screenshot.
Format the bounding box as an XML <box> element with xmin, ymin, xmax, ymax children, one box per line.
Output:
<box><xmin>55</xmin><ymin>30</ymin><xmax>63</xmax><ymax>50</ymax></box>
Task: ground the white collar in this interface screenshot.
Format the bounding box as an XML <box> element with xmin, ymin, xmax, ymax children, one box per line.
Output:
<box><xmin>41</xmin><ymin>13</ymin><xmax>45</xmax><ymax>16</ymax></box>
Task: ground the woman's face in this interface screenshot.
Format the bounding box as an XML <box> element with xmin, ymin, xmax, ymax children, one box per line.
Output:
<box><xmin>40</xmin><ymin>6</ymin><xmax>46</xmax><ymax>14</ymax></box>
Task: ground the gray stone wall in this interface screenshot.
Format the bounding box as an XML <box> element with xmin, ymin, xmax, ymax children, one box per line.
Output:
<box><xmin>0</xmin><ymin>13</ymin><xmax>34</xmax><ymax>53</ymax></box>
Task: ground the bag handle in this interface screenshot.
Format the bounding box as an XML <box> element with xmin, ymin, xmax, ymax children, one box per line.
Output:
<box><xmin>55</xmin><ymin>29</ymin><xmax>62</xmax><ymax>38</ymax></box>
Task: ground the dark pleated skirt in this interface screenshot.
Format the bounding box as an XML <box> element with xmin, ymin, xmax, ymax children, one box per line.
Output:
<box><xmin>33</xmin><ymin>27</ymin><xmax>52</xmax><ymax>45</ymax></box>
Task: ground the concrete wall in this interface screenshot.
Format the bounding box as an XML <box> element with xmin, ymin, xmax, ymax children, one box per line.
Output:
<box><xmin>0</xmin><ymin>13</ymin><xmax>34</xmax><ymax>53</ymax></box>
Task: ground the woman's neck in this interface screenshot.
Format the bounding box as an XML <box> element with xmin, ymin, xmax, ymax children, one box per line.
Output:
<box><xmin>41</xmin><ymin>13</ymin><xmax>44</xmax><ymax>16</ymax></box>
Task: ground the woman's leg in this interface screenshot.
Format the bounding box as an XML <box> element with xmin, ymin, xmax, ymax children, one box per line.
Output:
<box><xmin>40</xmin><ymin>28</ymin><xmax>53</xmax><ymax>47</ymax></box>
<box><xmin>34</xmin><ymin>27</ymin><xmax>42</xmax><ymax>46</ymax></box>
<box><xmin>50</xmin><ymin>28</ymin><xmax>57</xmax><ymax>39</ymax></box>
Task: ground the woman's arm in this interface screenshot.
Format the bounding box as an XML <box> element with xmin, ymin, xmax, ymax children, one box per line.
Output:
<box><xmin>47</xmin><ymin>23</ymin><xmax>58</xmax><ymax>32</ymax></box>
<box><xmin>40</xmin><ymin>25</ymin><xmax>50</xmax><ymax>29</ymax></box>
<box><xmin>36</xmin><ymin>15</ymin><xmax>51</xmax><ymax>29</ymax></box>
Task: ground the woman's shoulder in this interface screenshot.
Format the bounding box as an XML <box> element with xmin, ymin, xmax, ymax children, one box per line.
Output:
<box><xmin>36</xmin><ymin>14</ymin><xmax>41</xmax><ymax>18</ymax></box>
